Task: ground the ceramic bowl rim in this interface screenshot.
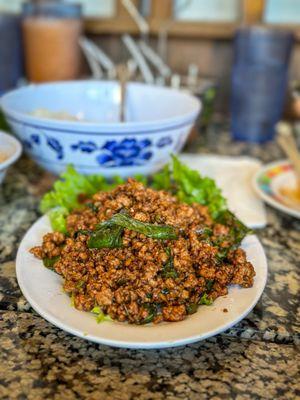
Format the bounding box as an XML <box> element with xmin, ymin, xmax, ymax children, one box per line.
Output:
<box><xmin>0</xmin><ymin>80</ymin><xmax>202</xmax><ymax>134</ymax></box>
<box><xmin>0</xmin><ymin>130</ymin><xmax>22</xmax><ymax>171</ymax></box>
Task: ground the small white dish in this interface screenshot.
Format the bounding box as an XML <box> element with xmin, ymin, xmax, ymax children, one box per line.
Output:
<box><xmin>0</xmin><ymin>130</ymin><xmax>22</xmax><ymax>184</ymax></box>
<box><xmin>16</xmin><ymin>215</ymin><xmax>268</xmax><ymax>349</ymax></box>
<box><xmin>253</xmin><ymin>160</ymin><xmax>300</xmax><ymax>219</ymax></box>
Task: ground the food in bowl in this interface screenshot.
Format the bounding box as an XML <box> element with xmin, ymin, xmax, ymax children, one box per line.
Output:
<box><xmin>30</xmin><ymin>157</ymin><xmax>254</xmax><ymax>324</ymax></box>
<box><xmin>0</xmin><ymin>152</ymin><xmax>8</xmax><ymax>163</ymax></box>
<box><xmin>30</xmin><ymin>108</ymin><xmax>85</xmax><ymax>121</ymax></box>
<box><xmin>279</xmin><ymin>185</ymin><xmax>300</xmax><ymax>209</ymax></box>
<box><xmin>0</xmin><ymin>131</ymin><xmax>22</xmax><ymax>184</ymax></box>
<box><xmin>0</xmin><ymin>81</ymin><xmax>201</xmax><ymax>177</ymax></box>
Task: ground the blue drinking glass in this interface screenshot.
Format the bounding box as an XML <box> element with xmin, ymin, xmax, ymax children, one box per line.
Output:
<box><xmin>231</xmin><ymin>27</ymin><xmax>294</xmax><ymax>143</ymax></box>
<box><xmin>0</xmin><ymin>14</ymin><xmax>24</xmax><ymax>95</ymax></box>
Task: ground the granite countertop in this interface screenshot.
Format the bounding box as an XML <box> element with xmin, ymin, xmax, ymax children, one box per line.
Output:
<box><xmin>0</xmin><ymin>128</ymin><xmax>299</xmax><ymax>399</ymax></box>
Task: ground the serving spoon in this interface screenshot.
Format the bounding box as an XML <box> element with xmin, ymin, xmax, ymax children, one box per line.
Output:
<box><xmin>116</xmin><ymin>64</ymin><xmax>131</xmax><ymax>122</ymax></box>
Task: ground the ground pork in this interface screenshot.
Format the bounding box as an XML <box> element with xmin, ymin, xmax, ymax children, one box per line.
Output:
<box><xmin>30</xmin><ymin>179</ymin><xmax>255</xmax><ymax>324</ymax></box>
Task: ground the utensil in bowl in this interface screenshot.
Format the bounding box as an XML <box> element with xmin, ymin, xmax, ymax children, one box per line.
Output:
<box><xmin>116</xmin><ymin>64</ymin><xmax>131</xmax><ymax>122</ymax></box>
<box><xmin>0</xmin><ymin>80</ymin><xmax>201</xmax><ymax>177</ymax></box>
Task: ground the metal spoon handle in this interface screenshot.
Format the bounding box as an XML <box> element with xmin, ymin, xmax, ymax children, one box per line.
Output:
<box><xmin>116</xmin><ymin>64</ymin><xmax>130</xmax><ymax>122</ymax></box>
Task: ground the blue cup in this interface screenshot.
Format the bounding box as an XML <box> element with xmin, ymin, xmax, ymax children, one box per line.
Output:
<box><xmin>0</xmin><ymin>14</ymin><xmax>24</xmax><ymax>95</ymax></box>
<box><xmin>231</xmin><ymin>27</ymin><xmax>294</xmax><ymax>143</ymax></box>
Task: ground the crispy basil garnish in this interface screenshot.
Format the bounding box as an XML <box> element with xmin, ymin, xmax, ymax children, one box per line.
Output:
<box><xmin>43</xmin><ymin>256</ymin><xmax>59</xmax><ymax>270</ymax></box>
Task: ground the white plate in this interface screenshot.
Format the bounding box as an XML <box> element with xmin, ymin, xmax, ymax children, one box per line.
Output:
<box><xmin>253</xmin><ymin>160</ymin><xmax>300</xmax><ymax>219</ymax></box>
<box><xmin>16</xmin><ymin>215</ymin><xmax>268</xmax><ymax>349</ymax></box>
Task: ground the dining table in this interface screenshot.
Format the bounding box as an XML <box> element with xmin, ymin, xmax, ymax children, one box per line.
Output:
<box><xmin>0</xmin><ymin>125</ymin><xmax>299</xmax><ymax>400</ymax></box>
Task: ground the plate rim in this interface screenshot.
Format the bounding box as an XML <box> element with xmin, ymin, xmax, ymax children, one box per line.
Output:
<box><xmin>252</xmin><ymin>159</ymin><xmax>300</xmax><ymax>219</ymax></box>
<box><xmin>16</xmin><ymin>215</ymin><xmax>268</xmax><ymax>349</ymax></box>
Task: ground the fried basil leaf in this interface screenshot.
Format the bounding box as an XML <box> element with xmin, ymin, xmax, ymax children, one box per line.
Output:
<box><xmin>140</xmin><ymin>303</ymin><xmax>158</xmax><ymax>324</ymax></box>
<box><xmin>186</xmin><ymin>303</ymin><xmax>198</xmax><ymax>314</ymax></box>
<box><xmin>88</xmin><ymin>223</ymin><xmax>123</xmax><ymax>249</ymax></box>
<box><xmin>206</xmin><ymin>279</ymin><xmax>214</xmax><ymax>291</ymax></box>
<box><xmin>109</xmin><ymin>212</ymin><xmax>178</xmax><ymax>240</ymax></box>
<box><xmin>43</xmin><ymin>256</ymin><xmax>60</xmax><ymax>270</ymax></box>
<box><xmin>215</xmin><ymin>210</ymin><xmax>252</xmax><ymax>246</ymax></box>
<box><xmin>162</xmin><ymin>247</ymin><xmax>178</xmax><ymax>279</ymax></box>
<box><xmin>87</xmin><ymin>212</ymin><xmax>178</xmax><ymax>249</ymax></box>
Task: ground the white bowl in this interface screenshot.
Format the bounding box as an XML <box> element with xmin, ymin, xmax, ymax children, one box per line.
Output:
<box><xmin>0</xmin><ymin>81</ymin><xmax>201</xmax><ymax>177</ymax></box>
<box><xmin>0</xmin><ymin>131</ymin><xmax>22</xmax><ymax>184</ymax></box>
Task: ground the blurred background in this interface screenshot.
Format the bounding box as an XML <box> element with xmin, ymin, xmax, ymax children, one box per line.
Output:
<box><xmin>1</xmin><ymin>0</ymin><xmax>300</xmax><ymax>144</ymax></box>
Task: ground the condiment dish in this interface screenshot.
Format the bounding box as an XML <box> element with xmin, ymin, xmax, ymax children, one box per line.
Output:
<box><xmin>0</xmin><ymin>130</ymin><xmax>22</xmax><ymax>184</ymax></box>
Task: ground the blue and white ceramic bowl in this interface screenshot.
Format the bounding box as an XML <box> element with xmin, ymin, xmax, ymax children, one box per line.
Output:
<box><xmin>0</xmin><ymin>81</ymin><xmax>201</xmax><ymax>177</ymax></box>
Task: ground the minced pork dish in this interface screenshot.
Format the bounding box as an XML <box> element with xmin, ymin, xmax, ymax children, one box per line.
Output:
<box><xmin>30</xmin><ymin>178</ymin><xmax>255</xmax><ymax>324</ymax></box>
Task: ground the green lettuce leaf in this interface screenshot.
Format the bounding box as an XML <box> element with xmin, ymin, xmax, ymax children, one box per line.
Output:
<box><xmin>151</xmin><ymin>156</ymin><xmax>249</xmax><ymax>246</ymax></box>
<box><xmin>40</xmin><ymin>158</ymin><xmax>250</xmax><ymax>248</ymax></box>
<box><xmin>48</xmin><ymin>207</ymin><xmax>68</xmax><ymax>234</ymax></box>
<box><xmin>0</xmin><ymin>110</ymin><xmax>11</xmax><ymax>132</ymax></box>
<box><xmin>152</xmin><ymin>164</ymin><xmax>172</xmax><ymax>191</ymax></box>
<box><xmin>40</xmin><ymin>165</ymin><xmax>122</xmax><ymax>213</ymax></box>
<box><xmin>170</xmin><ymin>155</ymin><xmax>227</xmax><ymax>218</ymax></box>
<box><xmin>40</xmin><ymin>165</ymin><xmax>125</xmax><ymax>232</ymax></box>
<box><xmin>151</xmin><ymin>156</ymin><xmax>227</xmax><ymax>219</ymax></box>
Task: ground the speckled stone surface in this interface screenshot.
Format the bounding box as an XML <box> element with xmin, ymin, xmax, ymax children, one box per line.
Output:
<box><xmin>1</xmin><ymin>311</ymin><xmax>299</xmax><ymax>400</ymax></box>
<box><xmin>0</xmin><ymin>129</ymin><xmax>299</xmax><ymax>399</ymax></box>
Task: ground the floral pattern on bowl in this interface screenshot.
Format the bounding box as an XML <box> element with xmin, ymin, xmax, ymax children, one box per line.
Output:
<box><xmin>5</xmin><ymin>117</ymin><xmax>192</xmax><ymax>177</ymax></box>
<box><xmin>71</xmin><ymin>141</ymin><xmax>98</xmax><ymax>153</ymax></box>
<box><xmin>22</xmin><ymin>133</ymin><xmax>40</xmax><ymax>150</ymax></box>
<box><xmin>96</xmin><ymin>138</ymin><xmax>152</xmax><ymax>167</ymax></box>
<box><xmin>22</xmin><ymin>133</ymin><xmax>64</xmax><ymax>160</ymax></box>
<box><xmin>70</xmin><ymin>136</ymin><xmax>174</xmax><ymax>167</ymax></box>
<box><xmin>156</xmin><ymin>136</ymin><xmax>173</xmax><ymax>148</ymax></box>
<box><xmin>46</xmin><ymin>137</ymin><xmax>64</xmax><ymax>160</ymax></box>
